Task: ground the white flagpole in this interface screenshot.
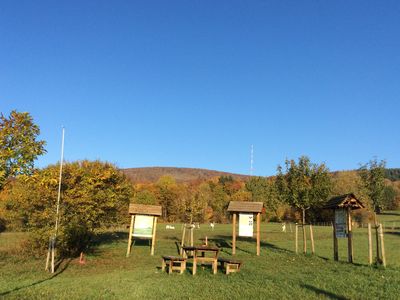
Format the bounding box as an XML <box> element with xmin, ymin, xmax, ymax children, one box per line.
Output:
<box><xmin>46</xmin><ymin>127</ymin><xmax>65</xmax><ymax>273</ymax></box>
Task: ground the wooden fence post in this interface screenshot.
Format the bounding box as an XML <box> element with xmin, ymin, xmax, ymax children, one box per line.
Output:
<box><xmin>379</xmin><ymin>223</ymin><xmax>386</xmax><ymax>267</ymax></box>
<box><xmin>256</xmin><ymin>212</ymin><xmax>260</xmax><ymax>256</ymax></box>
<box><xmin>310</xmin><ymin>224</ymin><xmax>315</xmax><ymax>255</ymax></box>
<box><xmin>295</xmin><ymin>224</ymin><xmax>298</xmax><ymax>254</ymax></box>
<box><xmin>368</xmin><ymin>223</ymin><xmax>373</xmax><ymax>265</ymax></box>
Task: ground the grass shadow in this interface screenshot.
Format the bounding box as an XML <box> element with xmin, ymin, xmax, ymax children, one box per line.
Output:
<box><xmin>301</xmin><ymin>284</ymin><xmax>348</xmax><ymax>300</ymax></box>
<box><xmin>386</xmin><ymin>231</ymin><xmax>400</xmax><ymax>236</ymax></box>
<box><xmin>0</xmin><ymin>258</ymin><xmax>72</xmax><ymax>297</ymax></box>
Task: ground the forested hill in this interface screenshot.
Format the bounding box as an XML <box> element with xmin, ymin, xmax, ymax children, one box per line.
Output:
<box><xmin>385</xmin><ymin>168</ymin><xmax>400</xmax><ymax>181</ymax></box>
<box><xmin>121</xmin><ymin>167</ymin><xmax>400</xmax><ymax>184</ymax></box>
<box><xmin>121</xmin><ymin>167</ymin><xmax>250</xmax><ymax>183</ymax></box>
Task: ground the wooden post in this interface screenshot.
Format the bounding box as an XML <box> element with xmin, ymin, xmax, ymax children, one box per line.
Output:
<box><xmin>295</xmin><ymin>224</ymin><xmax>298</xmax><ymax>254</ymax></box>
<box><xmin>232</xmin><ymin>213</ymin><xmax>236</xmax><ymax>255</ymax></box>
<box><xmin>368</xmin><ymin>223</ymin><xmax>373</xmax><ymax>265</ymax></box>
<box><xmin>333</xmin><ymin>221</ymin><xmax>338</xmax><ymax>261</ymax></box>
<box><xmin>379</xmin><ymin>223</ymin><xmax>386</xmax><ymax>267</ymax></box>
<box><xmin>374</xmin><ymin>213</ymin><xmax>380</xmax><ymax>262</ymax></box>
<box><xmin>347</xmin><ymin>208</ymin><xmax>353</xmax><ymax>263</ymax></box>
<box><xmin>190</xmin><ymin>225</ymin><xmax>194</xmax><ymax>247</ymax></box>
<box><xmin>309</xmin><ymin>224</ymin><xmax>315</xmax><ymax>255</ymax></box>
<box><xmin>256</xmin><ymin>212</ymin><xmax>260</xmax><ymax>256</ymax></box>
<box><xmin>45</xmin><ymin>237</ymin><xmax>51</xmax><ymax>271</ymax></box>
<box><xmin>126</xmin><ymin>215</ymin><xmax>135</xmax><ymax>257</ymax></box>
<box><xmin>150</xmin><ymin>216</ymin><xmax>157</xmax><ymax>255</ymax></box>
<box><xmin>180</xmin><ymin>224</ymin><xmax>186</xmax><ymax>255</ymax></box>
<box><xmin>51</xmin><ymin>239</ymin><xmax>55</xmax><ymax>273</ymax></box>
<box><xmin>302</xmin><ymin>209</ymin><xmax>307</xmax><ymax>254</ymax></box>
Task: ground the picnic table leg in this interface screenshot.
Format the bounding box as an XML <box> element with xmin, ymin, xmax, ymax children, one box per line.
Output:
<box><xmin>213</xmin><ymin>259</ymin><xmax>217</xmax><ymax>274</ymax></box>
<box><xmin>192</xmin><ymin>256</ymin><xmax>197</xmax><ymax>275</ymax></box>
<box><xmin>169</xmin><ymin>260</ymin><xmax>173</xmax><ymax>274</ymax></box>
<box><xmin>181</xmin><ymin>260</ymin><xmax>186</xmax><ymax>274</ymax></box>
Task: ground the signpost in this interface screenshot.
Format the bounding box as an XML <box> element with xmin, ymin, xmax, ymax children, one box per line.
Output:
<box><xmin>324</xmin><ymin>194</ymin><xmax>364</xmax><ymax>263</ymax></box>
<box><xmin>227</xmin><ymin>201</ymin><xmax>263</xmax><ymax>256</ymax></box>
<box><xmin>126</xmin><ymin>204</ymin><xmax>162</xmax><ymax>257</ymax></box>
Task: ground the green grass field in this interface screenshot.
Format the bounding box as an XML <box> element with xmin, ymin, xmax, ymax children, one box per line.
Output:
<box><xmin>0</xmin><ymin>214</ymin><xmax>399</xmax><ymax>299</ymax></box>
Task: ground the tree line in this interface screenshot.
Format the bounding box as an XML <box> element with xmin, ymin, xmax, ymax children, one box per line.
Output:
<box><xmin>1</xmin><ymin>110</ymin><xmax>399</xmax><ymax>255</ymax></box>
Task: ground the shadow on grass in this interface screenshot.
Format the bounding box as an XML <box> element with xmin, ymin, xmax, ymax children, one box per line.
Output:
<box><xmin>301</xmin><ymin>284</ymin><xmax>348</xmax><ymax>300</ymax></box>
<box><xmin>0</xmin><ymin>258</ymin><xmax>72</xmax><ymax>297</ymax></box>
<box><xmin>209</xmin><ymin>235</ymin><xmax>293</xmax><ymax>255</ymax></box>
<box><xmin>379</xmin><ymin>211</ymin><xmax>400</xmax><ymax>216</ymax></box>
<box><xmin>91</xmin><ymin>231</ymin><xmax>127</xmax><ymax>246</ymax></box>
<box><xmin>386</xmin><ymin>231</ymin><xmax>400</xmax><ymax>236</ymax></box>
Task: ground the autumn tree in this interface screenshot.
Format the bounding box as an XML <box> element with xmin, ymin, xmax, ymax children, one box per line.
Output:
<box><xmin>0</xmin><ymin>110</ymin><xmax>46</xmax><ymax>190</ymax></box>
<box><xmin>156</xmin><ymin>175</ymin><xmax>179</xmax><ymax>221</ymax></box>
<box><xmin>4</xmin><ymin>160</ymin><xmax>133</xmax><ymax>255</ymax></box>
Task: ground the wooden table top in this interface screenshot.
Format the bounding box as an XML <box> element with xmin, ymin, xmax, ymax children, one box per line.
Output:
<box><xmin>182</xmin><ymin>245</ymin><xmax>220</xmax><ymax>251</ymax></box>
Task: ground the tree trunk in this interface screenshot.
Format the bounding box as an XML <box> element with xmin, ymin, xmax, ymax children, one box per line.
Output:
<box><xmin>302</xmin><ymin>208</ymin><xmax>307</xmax><ymax>254</ymax></box>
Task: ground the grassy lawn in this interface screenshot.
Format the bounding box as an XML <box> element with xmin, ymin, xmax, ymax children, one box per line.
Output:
<box><xmin>0</xmin><ymin>214</ymin><xmax>399</xmax><ymax>299</ymax></box>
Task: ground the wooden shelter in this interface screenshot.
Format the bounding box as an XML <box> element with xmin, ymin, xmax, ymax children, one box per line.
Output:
<box><xmin>126</xmin><ymin>203</ymin><xmax>162</xmax><ymax>257</ymax></box>
<box><xmin>323</xmin><ymin>193</ymin><xmax>364</xmax><ymax>263</ymax></box>
<box><xmin>227</xmin><ymin>201</ymin><xmax>263</xmax><ymax>256</ymax></box>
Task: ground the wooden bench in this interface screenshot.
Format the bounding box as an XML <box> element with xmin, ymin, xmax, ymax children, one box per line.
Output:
<box><xmin>218</xmin><ymin>257</ymin><xmax>242</xmax><ymax>274</ymax></box>
<box><xmin>161</xmin><ymin>256</ymin><xmax>187</xmax><ymax>274</ymax></box>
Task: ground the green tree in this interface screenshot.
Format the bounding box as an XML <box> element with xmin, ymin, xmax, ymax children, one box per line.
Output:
<box><xmin>277</xmin><ymin>156</ymin><xmax>332</xmax><ymax>253</ymax></box>
<box><xmin>0</xmin><ymin>110</ymin><xmax>46</xmax><ymax>189</ymax></box>
<box><xmin>133</xmin><ymin>190</ymin><xmax>157</xmax><ymax>205</ymax></box>
<box><xmin>277</xmin><ymin>156</ymin><xmax>332</xmax><ymax>224</ymax></box>
<box><xmin>246</xmin><ymin>177</ymin><xmax>283</xmax><ymax>220</ymax></box>
<box><xmin>359</xmin><ymin>158</ymin><xmax>386</xmax><ymax>213</ymax></box>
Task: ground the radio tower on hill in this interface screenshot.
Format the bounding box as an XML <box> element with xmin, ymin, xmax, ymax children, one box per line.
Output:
<box><xmin>250</xmin><ymin>144</ymin><xmax>254</xmax><ymax>176</ymax></box>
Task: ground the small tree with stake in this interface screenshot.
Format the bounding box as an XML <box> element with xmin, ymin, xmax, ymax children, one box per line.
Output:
<box><xmin>277</xmin><ymin>156</ymin><xmax>332</xmax><ymax>253</ymax></box>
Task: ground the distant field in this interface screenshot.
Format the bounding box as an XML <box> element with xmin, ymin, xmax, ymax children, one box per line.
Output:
<box><xmin>0</xmin><ymin>213</ymin><xmax>399</xmax><ymax>299</ymax></box>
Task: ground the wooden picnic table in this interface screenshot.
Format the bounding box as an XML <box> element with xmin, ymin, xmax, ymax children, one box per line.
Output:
<box><xmin>182</xmin><ymin>245</ymin><xmax>220</xmax><ymax>275</ymax></box>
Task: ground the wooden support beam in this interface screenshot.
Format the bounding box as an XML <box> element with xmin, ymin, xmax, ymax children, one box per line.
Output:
<box><xmin>256</xmin><ymin>212</ymin><xmax>260</xmax><ymax>256</ymax></box>
<box><xmin>347</xmin><ymin>208</ymin><xmax>353</xmax><ymax>263</ymax></box>
<box><xmin>232</xmin><ymin>213</ymin><xmax>236</xmax><ymax>255</ymax></box>
<box><xmin>150</xmin><ymin>216</ymin><xmax>157</xmax><ymax>255</ymax></box>
<box><xmin>126</xmin><ymin>215</ymin><xmax>135</xmax><ymax>257</ymax></box>
<box><xmin>333</xmin><ymin>222</ymin><xmax>338</xmax><ymax>261</ymax></box>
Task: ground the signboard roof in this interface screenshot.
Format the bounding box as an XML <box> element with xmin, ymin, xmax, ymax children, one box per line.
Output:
<box><xmin>227</xmin><ymin>201</ymin><xmax>263</xmax><ymax>213</ymax></box>
<box><xmin>129</xmin><ymin>203</ymin><xmax>162</xmax><ymax>216</ymax></box>
<box><xmin>323</xmin><ymin>193</ymin><xmax>364</xmax><ymax>210</ymax></box>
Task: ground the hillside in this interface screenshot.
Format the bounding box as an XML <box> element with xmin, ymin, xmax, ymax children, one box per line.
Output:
<box><xmin>121</xmin><ymin>167</ymin><xmax>250</xmax><ymax>183</ymax></box>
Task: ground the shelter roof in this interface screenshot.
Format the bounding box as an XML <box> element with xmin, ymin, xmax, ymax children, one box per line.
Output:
<box><xmin>129</xmin><ymin>203</ymin><xmax>162</xmax><ymax>216</ymax></box>
<box><xmin>323</xmin><ymin>193</ymin><xmax>365</xmax><ymax>210</ymax></box>
<box><xmin>227</xmin><ymin>201</ymin><xmax>263</xmax><ymax>213</ymax></box>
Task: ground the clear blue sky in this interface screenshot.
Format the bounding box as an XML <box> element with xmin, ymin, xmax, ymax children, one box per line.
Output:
<box><xmin>1</xmin><ymin>1</ymin><xmax>399</xmax><ymax>176</ymax></box>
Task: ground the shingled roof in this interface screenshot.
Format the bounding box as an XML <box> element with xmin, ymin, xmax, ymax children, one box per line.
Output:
<box><xmin>128</xmin><ymin>203</ymin><xmax>162</xmax><ymax>216</ymax></box>
<box><xmin>227</xmin><ymin>201</ymin><xmax>264</xmax><ymax>213</ymax></box>
<box><xmin>323</xmin><ymin>193</ymin><xmax>365</xmax><ymax>210</ymax></box>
